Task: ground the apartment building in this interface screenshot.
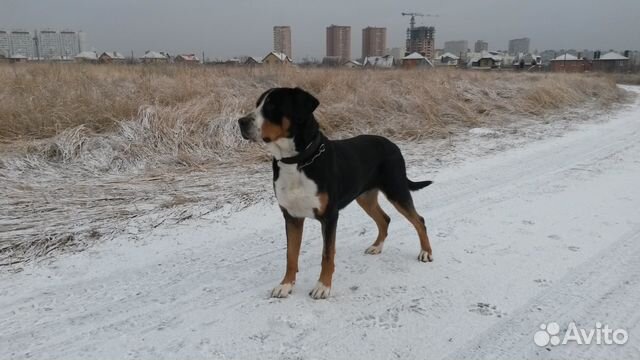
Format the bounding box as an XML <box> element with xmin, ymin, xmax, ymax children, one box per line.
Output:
<box><xmin>326</xmin><ymin>25</ymin><xmax>351</xmax><ymax>60</ymax></box>
<box><xmin>273</xmin><ymin>26</ymin><xmax>292</xmax><ymax>59</ymax></box>
<box><xmin>362</xmin><ymin>27</ymin><xmax>386</xmax><ymax>58</ymax></box>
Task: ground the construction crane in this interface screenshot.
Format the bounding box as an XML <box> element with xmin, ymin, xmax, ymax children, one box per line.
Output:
<box><xmin>401</xmin><ymin>12</ymin><xmax>439</xmax><ymax>29</ymax></box>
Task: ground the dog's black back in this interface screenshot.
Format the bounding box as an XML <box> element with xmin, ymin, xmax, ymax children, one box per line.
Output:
<box><xmin>288</xmin><ymin>134</ymin><xmax>430</xmax><ymax>213</ymax></box>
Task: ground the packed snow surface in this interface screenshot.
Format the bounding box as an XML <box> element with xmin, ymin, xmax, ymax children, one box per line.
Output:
<box><xmin>1</xmin><ymin>87</ymin><xmax>639</xmax><ymax>359</ymax></box>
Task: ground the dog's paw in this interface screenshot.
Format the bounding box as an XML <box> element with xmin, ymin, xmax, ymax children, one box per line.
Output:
<box><xmin>309</xmin><ymin>282</ymin><xmax>331</xmax><ymax>299</ymax></box>
<box><xmin>418</xmin><ymin>250</ymin><xmax>433</xmax><ymax>262</ymax></box>
<box><xmin>364</xmin><ymin>244</ymin><xmax>383</xmax><ymax>255</ymax></box>
<box><xmin>271</xmin><ymin>283</ymin><xmax>293</xmax><ymax>298</ymax></box>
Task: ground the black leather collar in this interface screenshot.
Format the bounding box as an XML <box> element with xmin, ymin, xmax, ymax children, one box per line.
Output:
<box><xmin>279</xmin><ymin>133</ymin><xmax>324</xmax><ymax>167</ymax></box>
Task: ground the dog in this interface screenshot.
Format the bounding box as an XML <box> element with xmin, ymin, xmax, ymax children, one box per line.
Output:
<box><xmin>238</xmin><ymin>87</ymin><xmax>433</xmax><ymax>299</ymax></box>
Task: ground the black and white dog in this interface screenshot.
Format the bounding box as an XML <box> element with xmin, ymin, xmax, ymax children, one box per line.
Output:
<box><xmin>238</xmin><ymin>87</ymin><xmax>433</xmax><ymax>299</ymax></box>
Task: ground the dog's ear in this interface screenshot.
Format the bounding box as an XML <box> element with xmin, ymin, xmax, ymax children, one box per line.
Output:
<box><xmin>293</xmin><ymin>87</ymin><xmax>319</xmax><ymax>115</ymax></box>
<box><xmin>256</xmin><ymin>88</ymin><xmax>273</xmax><ymax>107</ymax></box>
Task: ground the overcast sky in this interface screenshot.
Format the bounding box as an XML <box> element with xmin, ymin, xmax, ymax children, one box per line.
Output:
<box><xmin>2</xmin><ymin>0</ymin><xmax>639</xmax><ymax>59</ymax></box>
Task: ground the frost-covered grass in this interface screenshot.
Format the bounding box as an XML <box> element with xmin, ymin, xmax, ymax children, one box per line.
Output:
<box><xmin>0</xmin><ymin>64</ymin><xmax>629</xmax><ymax>267</ymax></box>
<box><xmin>614</xmin><ymin>72</ymin><xmax>640</xmax><ymax>85</ymax></box>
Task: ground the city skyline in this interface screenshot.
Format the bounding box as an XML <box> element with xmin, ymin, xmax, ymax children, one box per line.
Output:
<box><xmin>2</xmin><ymin>0</ymin><xmax>639</xmax><ymax>59</ymax></box>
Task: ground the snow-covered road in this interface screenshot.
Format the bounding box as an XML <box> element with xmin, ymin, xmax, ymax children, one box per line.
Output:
<box><xmin>2</xmin><ymin>87</ymin><xmax>640</xmax><ymax>360</ymax></box>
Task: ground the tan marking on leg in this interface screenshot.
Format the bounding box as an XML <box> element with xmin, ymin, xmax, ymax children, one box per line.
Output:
<box><xmin>318</xmin><ymin>216</ymin><xmax>337</xmax><ymax>288</ymax></box>
<box><xmin>356</xmin><ymin>190</ymin><xmax>390</xmax><ymax>253</ymax></box>
<box><xmin>391</xmin><ymin>200</ymin><xmax>433</xmax><ymax>262</ymax></box>
<box><xmin>282</xmin><ymin>217</ymin><xmax>304</xmax><ymax>285</ymax></box>
<box><xmin>318</xmin><ymin>244</ymin><xmax>335</xmax><ymax>288</ymax></box>
<box><xmin>314</xmin><ymin>192</ymin><xmax>329</xmax><ymax>217</ymax></box>
<box><xmin>311</xmin><ymin>214</ymin><xmax>337</xmax><ymax>299</ymax></box>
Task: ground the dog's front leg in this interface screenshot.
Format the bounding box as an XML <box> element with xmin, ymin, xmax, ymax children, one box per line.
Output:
<box><xmin>271</xmin><ymin>211</ymin><xmax>305</xmax><ymax>298</ymax></box>
<box><xmin>310</xmin><ymin>212</ymin><xmax>338</xmax><ymax>299</ymax></box>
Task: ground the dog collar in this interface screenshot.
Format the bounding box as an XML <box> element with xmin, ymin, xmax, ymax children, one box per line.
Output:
<box><xmin>279</xmin><ymin>133</ymin><xmax>324</xmax><ymax>168</ymax></box>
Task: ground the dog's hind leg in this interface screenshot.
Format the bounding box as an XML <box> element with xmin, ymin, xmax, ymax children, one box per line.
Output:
<box><xmin>356</xmin><ymin>189</ymin><xmax>390</xmax><ymax>255</ymax></box>
<box><xmin>388</xmin><ymin>193</ymin><xmax>433</xmax><ymax>263</ymax></box>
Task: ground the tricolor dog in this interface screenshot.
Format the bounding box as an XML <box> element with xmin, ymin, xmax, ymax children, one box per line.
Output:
<box><xmin>238</xmin><ymin>87</ymin><xmax>433</xmax><ymax>300</ymax></box>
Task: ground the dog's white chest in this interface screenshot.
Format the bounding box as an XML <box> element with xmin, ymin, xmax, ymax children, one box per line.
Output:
<box><xmin>274</xmin><ymin>164</ymin><xmax>320</xmax><ymax>218</ymax></box>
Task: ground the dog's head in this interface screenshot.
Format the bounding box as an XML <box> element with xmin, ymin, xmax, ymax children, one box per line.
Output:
<box><xmin>238</xmin><ymin>87</ymin><xmax>319</xmax><ymax>159</ymax></box>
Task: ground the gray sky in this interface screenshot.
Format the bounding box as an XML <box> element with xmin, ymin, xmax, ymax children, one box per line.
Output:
<box><xmin>2</xmin><ymin>0</ymin><xmax>639</xmax><ymax>59</ymax></box>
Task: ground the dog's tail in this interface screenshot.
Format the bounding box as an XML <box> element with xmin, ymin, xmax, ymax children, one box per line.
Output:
<box><xmin>407</xmin><ymin>179</ymin><xmax>433</xmax><ymax>191</ymax></box>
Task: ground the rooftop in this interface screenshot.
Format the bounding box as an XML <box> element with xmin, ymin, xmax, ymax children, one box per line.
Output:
<box><xmin>75</xmin><ymin>51</ymin><xmax>98</xmax><ymax>60</ymax></box>
<box><xmin>141</xmin><ymin>51</ymin><xmax>168</xmax><ymax>59</ymax></box>
<box><xmin>598</xmin><ymin>52</ymin><xmax>628</xmax><ymax>60</ymax></box>
<box><xmin>552</xmin><ymin>53</ymin><xmax>579</xmax><ymax>61</ymax></box>
<box><xmin>101</xmin><ymin>51</ymin><xmax>126</xmax><ymax>60</ymax></box>
<box><xmin>439</xmin><ymin>52</ymin><xmax>460</xmax><ymax>60</ymax></box>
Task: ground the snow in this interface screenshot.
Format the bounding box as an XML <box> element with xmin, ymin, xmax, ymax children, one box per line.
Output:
<box><xmin>263</xmin><ymin>51</ymin><xmax>291</xmax><ymax>63</ymax></box>
<box><xmin>141</xmin><ymin>51</ymin><xmax>167</xmax><ymax>59</ymax></box>
<box><xmin>343</xmin><ymin>60</ymin><xmax>362</xmax><ymax>67</ymax></box>
<box><xmin>1</xmin><ymin>86</ymin><xmax>640</xmax><ymax>359</ymax></box>
<box><xmin>363</xmin><ymin>55</ymin><xmax>394</xmax><ymax>68</ymax></box>
<box><xmin>246</xmin><ymin>56</ymin><xmax>263</xmax><ymax>64</ymax></box>
<box><xmin>552</xmin><ymin>53</ymin><xmax>579</xmax><ymax>61</ymax></box>
<box><xmin>468</xmin><ymin>127</ymin><xmax>500</xmax><ymax>137</ymax></box>
<box><xmin>74</xmin><ymin>51</ymin><xmax>98</xmax><ymax>60</ymax></box>
<box><xmin>598</xmin><ymin>52</ymin><xmax>628</xmax><ymax>60</ymax></box>
<box><xmin>439</xmin><ymin>52</ymin><xmax>460</xmax><ymax>60</ymax></box>
<box><xmin>176</xmin><ymin>54</ymin><xmax>200</xmax><ymax>62</ymax></box>
<box><xmin>101</xmin><ymin>51</ymin><xmax>126</xmax><ymax>59</ymax></box>
<box><xmin>402</xmin><ymin>52</ymin><xmax>426</xmax><ymax>60</ymax></box>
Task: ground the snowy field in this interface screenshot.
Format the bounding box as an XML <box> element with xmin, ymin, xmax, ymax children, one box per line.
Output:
<box><xmin>1</xmin><ymin>86</ymin><xmax>639</xmax><ymax>359</ymax></box>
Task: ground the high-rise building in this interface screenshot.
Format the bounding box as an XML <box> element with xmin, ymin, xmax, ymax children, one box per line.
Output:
<box><xmin>326</xmin><ymin>25</ymin><xmax>351</xmax><ymax>60</ymax></box>
<box><xmin>0</xmin><ymin>30</ymin><xmax>10</xmax><ymax>57</ymax></box>
<box><xmin>78</xmin><ymin>31</ymin><xmax>87</xmax><ymax>52</ymax></box>
<box><xmin>508</xmin><ymin>37</ymin><xmax>530</xmax><ymax>55</ymax></box>
<box><xmin>406</xmin><ymin>26</ymin><xmax>435</xmax><ymax>60</ymax></box>
<box><xmin>444</xmin><ymin>40</ymin><xmax>468</xmax><ymax>57</ymax></box>
<box><xmin>0</xmin><ymin>28</ymin><xmax>85</xmax><ymax>59</ymax></box>
<box><xmin>37</xmin><ymin>29</ymin><xmax>61</xmax><ymax>59</ymax></box>
<box><xmin>273</xmin><ymin>26</ymin><xmax>292</xmax><ymax>59</ymax></box>
<box><xmin>10</xmin><ymin>29</ymin><xmax>35</xmax><ymax>58</ymax></box>
<box><xmin>59</xmin><ymin>30</ymin><xmax>81</xmax><ymax>58</ymax></box>
<box><xmin>362</xmin><ymin>27</ymin><xmax>386</xmax><ymax>58</ymax></box>
<box><xmin>475</xmin><ymin>40</ymin><xmax>488</xmax><ymax>52</ymax></box>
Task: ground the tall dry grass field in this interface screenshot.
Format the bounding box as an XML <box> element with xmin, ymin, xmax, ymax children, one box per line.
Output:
<box><xmin>0</xmin><ymin>64</ymin><xmax>624</xmax><ymax>166</ymax></box>
<box><xmin>0</xmin><ymin>64</ymin><xmax>627</xmax><ymax>266</ymax></box>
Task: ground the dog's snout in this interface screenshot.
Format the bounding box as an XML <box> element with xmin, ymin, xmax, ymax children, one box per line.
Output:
<box><xmin>238</xmin><ymin>116</ymin><xmax>254</xmax><ymax>140</ymax></box>
<box><xmin>238</xmin><ymin>116</ymin><xmax>252</xmax><ymax>128</ymax></box>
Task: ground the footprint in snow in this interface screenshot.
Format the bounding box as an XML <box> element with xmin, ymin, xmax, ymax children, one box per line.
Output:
<box><xmin>469</xmin><ymin>302</ymin><xmax>506</xmax><ymax>317</ymax></box>
<box><xmin>534</xmin><ymin>279</ymin><xmax>552</xmax><ymax>287</ymax></box>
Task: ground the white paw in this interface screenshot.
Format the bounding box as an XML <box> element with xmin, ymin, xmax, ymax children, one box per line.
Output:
<box><xmin>364</xmin><ymin>244</ymin><xmax>383</xmax><ymax>255</ymax></box>
<box><xmin>271</xmin><ymin>283</ymin><xmax>293</xmax><ymax>298</ymax></box>
<box><xmin>309</xmin><ymin>282</ymin><xmax>331</xmax><ymax>299</ymax></box>
<box><xmin>418</xmin><ymin>250</ymin><xmax>433</xmax><ymax>262</ymax></box>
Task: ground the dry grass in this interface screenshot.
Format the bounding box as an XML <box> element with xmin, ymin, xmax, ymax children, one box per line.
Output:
<box><xmin>0</xmin><ymin>64</ymin><xmax>629</xmax><ymax>268</ymax></box>
<box><xmin>0</xmin><ymin>64</ymin><xmax>625</xmax><ymax>167</ymax></box>
<box><xmin>613</xmin><ymin>73</ymin><xmax>640</xmax><ymax>85</ymax></box>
